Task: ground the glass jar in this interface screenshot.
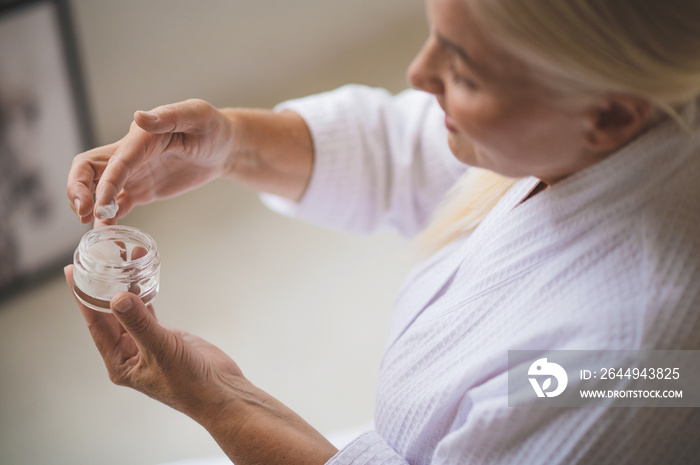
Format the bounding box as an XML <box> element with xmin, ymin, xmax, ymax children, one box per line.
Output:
<box><xmin>73</xmin><ymin>225</ymin><xmax>161</xmax><ymax>312</ymax></box>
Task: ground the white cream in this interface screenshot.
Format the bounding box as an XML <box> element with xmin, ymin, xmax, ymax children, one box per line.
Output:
<box><xmin>95</xmin><ymin>199</ymin><xmax>119</xmax><ymax>219</ymax></box>
<box><xmin>88</xmin><ymin>240</ymin><xmax>126</xmax><ymax>262</ymax></box>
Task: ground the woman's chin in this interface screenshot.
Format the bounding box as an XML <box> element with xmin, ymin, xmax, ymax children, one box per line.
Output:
<box><xmin>448</xmin><ymin>135</ymin><xmax>488</xmax><ymax>169</ymax></box>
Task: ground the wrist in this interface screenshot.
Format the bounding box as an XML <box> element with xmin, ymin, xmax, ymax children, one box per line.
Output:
<box><xmin>188</xmin><ymin>375</ymin><xmax>338</xmax><ymax>465</ymax></box>
<box><xmin>183</xmin><ymin>371</ymin><xmax>257</xmax><ymax>429</ymax></box>
<box><xmin>219</xmin><ymin>107</ymin><xmax>314</xmax><ymax>201</ymax></box>
<box><xmin>219</xmin><ymin>108</ymin><xmax>248</xmax><ymax>179</ymax></box>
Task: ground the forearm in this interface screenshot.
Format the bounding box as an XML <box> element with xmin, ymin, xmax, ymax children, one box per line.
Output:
<box><xmin>192</xmin><ymin>376</ymin><xmax>338</xmax><ymax>465</ymax></box>
<box><xmin>223</xmin><ymin>108</ymin><xmax>314</xmax><ymax>202</ymax></box>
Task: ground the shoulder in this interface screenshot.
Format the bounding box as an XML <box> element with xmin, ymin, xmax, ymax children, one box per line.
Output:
<box><xmin>636</xmin><ymin>149</ymin><xmax>700</xmax><ymax>348</ymax></box>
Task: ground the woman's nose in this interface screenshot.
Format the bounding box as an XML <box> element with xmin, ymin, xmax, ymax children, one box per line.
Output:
<box><xmin>406</xmin><ymin>36</ymin><xmax>445</xmax><ymax>96</ymax></box>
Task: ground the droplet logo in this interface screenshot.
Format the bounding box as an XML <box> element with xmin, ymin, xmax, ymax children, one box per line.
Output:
<box><xmin>528</xmin><ymin>358</ymin><xmax>568</xmax><ymax>398</ymax></box>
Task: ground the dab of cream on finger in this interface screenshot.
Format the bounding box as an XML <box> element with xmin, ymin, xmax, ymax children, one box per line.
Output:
<box><xmin>95</xmin><ymin>198</ymin><xmax>119</xmax><ymax>220</ymax></box>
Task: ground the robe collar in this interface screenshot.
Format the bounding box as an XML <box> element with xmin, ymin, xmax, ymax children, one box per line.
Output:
<box><xmin>385</xmin><ymin>100</ymin><xmax>700</xmax><ymax>352</ymax></box>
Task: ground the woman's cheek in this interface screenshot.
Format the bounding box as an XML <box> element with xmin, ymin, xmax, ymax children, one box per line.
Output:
<box><xmin>450</xmin><ymin>94</ymin><xmax>498</xmax><ymax>138</ymax></box>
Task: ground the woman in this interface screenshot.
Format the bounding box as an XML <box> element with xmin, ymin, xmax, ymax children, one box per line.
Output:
<box><xmin>65</xmin><ymin>0</ymin><xmax>700</xmax><ymax>464</ymax></box>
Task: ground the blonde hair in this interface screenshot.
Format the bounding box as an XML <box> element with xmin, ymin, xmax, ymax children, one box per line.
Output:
<box><xmin>417</xmin><ymin>0</ymin><xmax>700</xmax><ymax>254</ymax></box>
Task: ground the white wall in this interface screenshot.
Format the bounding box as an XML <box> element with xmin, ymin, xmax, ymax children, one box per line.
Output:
<box><xmin>70</xmin><ymin>0</ymin><xmax>427</xmax><ymax>143</ymax></box>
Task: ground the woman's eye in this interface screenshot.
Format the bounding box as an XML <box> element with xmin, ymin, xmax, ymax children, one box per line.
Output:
<box><xmin>449</xmin><ymin>62</ymin><xmax>478</xmax><ymax>90</ymax></box>
<box><xmin>452</xmin><ymin>73</ymin><xmax>478</xmax><ymax>90</ymax></box>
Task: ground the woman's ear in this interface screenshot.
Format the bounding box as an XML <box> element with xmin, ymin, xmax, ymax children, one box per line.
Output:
<box><xmin>584</xmin><ymin>94</ymin><xmax>654</xmax><ymax>154</ymax></box>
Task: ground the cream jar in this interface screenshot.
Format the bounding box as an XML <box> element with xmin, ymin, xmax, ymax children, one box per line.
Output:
<box><xmin>73</xmin><ymin>225</ymin><xmax>161</xmax><ymax>312</ymax></box>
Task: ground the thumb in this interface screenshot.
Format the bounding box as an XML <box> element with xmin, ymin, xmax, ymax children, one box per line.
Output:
<box><xmin>133</xmin><ymin>99</ymin><xmax>218</xmax><ymax>135</ymax></box>
<box><xmin>110</xmin><ymin>292</ymin><xmax>169</xmax><ymax>355</ymax></box>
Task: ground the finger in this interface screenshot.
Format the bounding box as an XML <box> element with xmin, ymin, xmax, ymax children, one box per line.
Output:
<box><xmin>134</xmin><ymin>99</ymin><xmax>218</xmax><ymax>135</ymax></box>
<box><xmin>93</xmin><ymin>154</ymin><xmax>129</xmax><ymax>220</ymax></box>
<box><xmin>94</xmin><ymin>217</ymin><xmax>117</xmax><ymax>228</ymax></box>
<box><xmin>67</xmin><ymin>144</ymin><xmax>117</xmax><ymax>223</ymax></box>
<box><xmin>93</xmin><ymin>125</ymin><xmax>169</xmax><ymax>218</ymax></box>
<box><xmin>64</xmin><ymin>265</ymin><xmax>124</xmax><ymax>358</ymax></box>
<box><xmin>94</xmin><ymin>191</ymin><xmax>135</xmax><ymax>227</ymax></box>
<box><xmin>109</xmin><ymin>292</ymin><xmax>171</xmax><ymax>361</ymax></box>
<box><xmin>127</xmin><ymin>241</ymin><xmax>156</xmax><ymax>320</ymax></box>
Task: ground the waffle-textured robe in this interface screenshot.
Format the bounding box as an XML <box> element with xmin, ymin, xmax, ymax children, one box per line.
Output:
<box><xmin>264</xmin><ymin>85</ymin><xmax>700</xmax><ymax>465</ymax></box>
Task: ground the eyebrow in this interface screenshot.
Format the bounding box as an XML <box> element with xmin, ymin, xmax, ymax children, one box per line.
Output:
<box><xmin>436</xmin><ymin>33</ymin><xmax>483</xmax><ymax>74</ymax></box>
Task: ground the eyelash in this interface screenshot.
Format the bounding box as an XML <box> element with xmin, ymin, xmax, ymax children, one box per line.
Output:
<box><xmin>448</xmin><ymin>61</ymin><xmax>478</xmax><ymax>90</ymax></box>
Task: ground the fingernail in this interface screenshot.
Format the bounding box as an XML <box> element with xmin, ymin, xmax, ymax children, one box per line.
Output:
<box><xmin>137</xmin><ymin>110</ymin><xmax>158</xmax><ymax>121</ymax></box>
<box><xmin>74</xmin><ymin>198</ymin><xmax>81</xmax><ymax>215</ymax></box>
<box><xmin>113</xmin><ymin>295</ymin><xmax>133</xmax><ymax>313</ymax></box>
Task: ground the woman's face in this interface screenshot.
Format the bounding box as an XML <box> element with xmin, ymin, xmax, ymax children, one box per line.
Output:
<box><xmin>408</xmin><ymin>0</ymin><xmax>605</xmax><ymax>184</ymax></box>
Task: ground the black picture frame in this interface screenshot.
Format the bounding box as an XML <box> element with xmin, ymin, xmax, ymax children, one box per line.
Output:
<box><xmin>0</xmin><ymin>0</ymin><xmax>94</xmax><ymax>302</ymax></box>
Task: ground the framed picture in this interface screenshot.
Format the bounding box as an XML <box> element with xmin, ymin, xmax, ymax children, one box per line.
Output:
<box><xmin>0</xmin><ymin>0</ymin><xmax>93</xmax><ymax>301</ymax></box>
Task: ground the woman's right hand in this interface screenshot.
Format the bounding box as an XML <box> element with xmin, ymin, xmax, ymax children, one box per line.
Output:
<box><xmin>67</xmin><ymin>99</ymin><xmax>235</xmax><ymax>224</ymax></box>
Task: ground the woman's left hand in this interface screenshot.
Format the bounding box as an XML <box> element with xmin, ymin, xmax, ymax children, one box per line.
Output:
<box><xmin>63</xmin><ymin>265</ymin><xmax>337</xmax><ymax>465</ymax></box>
<box><xmin>64</xmin><ymin>264</ymin><xmax>248</xmax><ymax>419</ymax></box>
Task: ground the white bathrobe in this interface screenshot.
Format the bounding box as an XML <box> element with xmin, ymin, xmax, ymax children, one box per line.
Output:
<box><xmin>263</xmin><ymin>85</ymin><xmax>700</xmax><ymax>464</ymax></box>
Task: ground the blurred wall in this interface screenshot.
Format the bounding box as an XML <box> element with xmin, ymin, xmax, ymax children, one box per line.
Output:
<box><xmin>71</xmin><ymin>0</ymin><xmax>427</xmax><ymax>143</ymax></box>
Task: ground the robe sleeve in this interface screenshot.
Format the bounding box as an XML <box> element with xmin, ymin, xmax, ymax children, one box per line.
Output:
<box><xmin>260</xmin><ymin>85</ymin><xmax>466</xmax><ymax>237</ymax></box>
<box><xmin>326</xmin><ymin>432</ymin><xmax>408</xmax><ymax>465</ymax></box>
